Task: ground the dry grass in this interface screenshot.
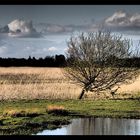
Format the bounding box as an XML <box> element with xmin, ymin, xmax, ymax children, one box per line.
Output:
<box><xmin>47</xmin><ymin>105</ymin><xmax>65</xmax><ymax>111</ymax></box>
<box><xmin>0</xmin><ymin>67</ymin><xmax>139</xmax><ymax>100</ymax></box>
<box><xmin>3</xmin><ymin>108</ymin><xmax>40</xmax><ymax>117</ymax></box>
<box><xmin>47</xmin><ymin>105</ymin><xmax>68</xmax><ymax>115</ymax></box>
<box><xmin>0</xmin><ymin>67</ymin><xmax>81</xmax><ymax>100</ymax></box>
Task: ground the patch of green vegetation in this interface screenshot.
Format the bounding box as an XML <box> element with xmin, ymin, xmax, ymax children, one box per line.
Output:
<box><xmin>2</xmin><ymin>117</ymin><xmax>29</xmax><ymax>125</ymax></box>
<box><xmin>0</xmin><ymin>99</ymin><xmax>140</xmax><ymax>135</ymax></box>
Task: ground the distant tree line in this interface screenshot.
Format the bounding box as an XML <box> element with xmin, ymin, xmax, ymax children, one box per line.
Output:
<box><xmin>104</xmin><ymin>56</ymin><xmax>140</xmax><ymax>68</ymax></box>
<box><xmin>0</xmin><ymin>54</ymin><xmax>140</xmax><ymax>67</ymax></box>
<box><xmin>67</xmin><ymin>55</ymin><xmax>140</xmax><ymax>68</ymax></box>
<box><xmin>0</xmin><ymin>54</ymin><xmax>66</xmax><ymax>67</ymax></box>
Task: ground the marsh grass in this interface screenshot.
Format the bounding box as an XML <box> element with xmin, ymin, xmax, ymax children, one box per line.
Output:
<box><xmin>47</xmin><ymin>105</ymin><xmax>69</xmax><ymax>115</ymax></box>
<box><xmin>0</xmin><ymin>67</ymin><xmax>139</xmax><ymax>100</ymax></box>
<box><xmin>3</xmin><ymin>109</ymin><xmax>41</xmax><ymax>117</ymax></box>
<box><xmin>0</xmin><ymin>67</ymin><xmax>81</xmax><ymax>100</ymax></box>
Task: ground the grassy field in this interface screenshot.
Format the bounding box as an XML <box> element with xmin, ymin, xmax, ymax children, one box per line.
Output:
<box><xmin>0</xmin><ymin>67</ymin><xmax>140</xmax><ymax>100</ymax></box>
<box><xmin>0</xmin><ymin>99</ymin><xmax>140</xmax><ymax>135</ymax></box>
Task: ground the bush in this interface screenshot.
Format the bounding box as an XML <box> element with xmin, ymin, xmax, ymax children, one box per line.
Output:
<box><xmin>46</xmin><ymin>105</ymin><xmax>69</xmax><ymax>116</ymax></box>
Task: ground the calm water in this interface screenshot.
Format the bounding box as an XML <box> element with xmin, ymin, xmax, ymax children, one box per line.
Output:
<box><xmin>36</xmin><ymin>118</ymin><xmax>140</xmax><ymax>135</ymax></box>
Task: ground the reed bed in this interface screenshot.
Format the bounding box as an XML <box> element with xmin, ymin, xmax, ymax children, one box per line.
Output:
<box><xmin>0</xmin><ymin>67</ymin><xmax>139</xmax><ymax>101</ymax></box>
<box><xmin>0</xmin><ymin>67</ymin><xmax>81</xmax><ymax>100</ymax></box>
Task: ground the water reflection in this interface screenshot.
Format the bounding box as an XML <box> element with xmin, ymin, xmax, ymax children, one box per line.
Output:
<box><xmin>36</xmin><ymin>118</ymin><xmax>140</xmax><ymax>135</ymax></box>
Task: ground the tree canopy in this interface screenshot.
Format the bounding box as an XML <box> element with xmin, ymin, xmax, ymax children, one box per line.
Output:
<box><xmin>65</xmin><ymin>31</ymin><xmax>140</xmax><ymax>99</ymax></box>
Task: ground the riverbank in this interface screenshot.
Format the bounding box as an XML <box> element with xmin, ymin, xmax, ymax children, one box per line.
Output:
<box><xmin>0</xmin><ymin>99</ymin><xmax>140</xmax><ymax>135</ymax></box>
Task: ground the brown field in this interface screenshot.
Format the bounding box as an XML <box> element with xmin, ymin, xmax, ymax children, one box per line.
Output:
<box><xmin>0</xmin><ymin>67</ymin><xmax>140</xmax><ymax>100</ymax></box>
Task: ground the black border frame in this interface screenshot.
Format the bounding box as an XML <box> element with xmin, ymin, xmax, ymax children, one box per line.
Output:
<box><xmin>0</xmin><ymin>0</ymin><xmax>140</xmax><ymax>139</ymax></box>
<box><xmin>0</xmin><ymin>0</ymin><xmax>140</xmax><ymax>5</ymax></box>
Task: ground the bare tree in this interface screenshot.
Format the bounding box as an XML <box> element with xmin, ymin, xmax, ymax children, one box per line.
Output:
<box><xmin>64</xmin><ymin>31</ymin><xmax>139</xmax><ymax>99</ymax></box>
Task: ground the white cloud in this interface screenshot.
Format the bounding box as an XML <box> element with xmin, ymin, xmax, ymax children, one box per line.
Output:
<box><xmin>0</xmin><ymin>46</ymin><xmax>7</xmax><ymax>54</ymax></box>
<box><xmin>6</xmin><ymin>19</ymin><xmax>41</xmax><ymax>38</ymax></box>
<box><xmin>64</xmin><ymin>48</ymin><xmax>68</xmax><ymax>51</ymax></box>
<box><xmin>63</xmin><ymin>48</ymin><xmax>69</xmax><ymax>54</ymax></box>
<box><xmin>105</xmin><ymin>10</ymin><xmax>131</xmax><ymax>27</ymax></box>
<box><xmin>104</xmin><ymin>10</ymin><xmax>140</xmax><ymax>28</ymax></box>
<box><xmin>130</xmin><ymin>13</ymin><xmax>140</xmax><ymax>26</ymax></box>
<box><xmin>48</xmin><ymin>47</ymin><xmax>57</xmax><ymax>51</ymax></box>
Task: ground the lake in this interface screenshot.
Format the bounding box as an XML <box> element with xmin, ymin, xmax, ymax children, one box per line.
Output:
<box><xmin>36</xmin><ymin>117</ymin><xmax>140</xmax><ymax>135</ymax></box>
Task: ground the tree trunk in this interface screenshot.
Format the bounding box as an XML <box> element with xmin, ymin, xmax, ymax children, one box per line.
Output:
<box><xmin>78</xmin><ymin>88</ymin><xmax>86</xmax><ymax>99</ymax></box>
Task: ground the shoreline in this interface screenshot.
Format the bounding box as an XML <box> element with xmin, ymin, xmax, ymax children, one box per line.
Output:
<box><xmin>0</xmin><ymin>99</ymin><xmax>140</xmax><ymax>135</ymax></box>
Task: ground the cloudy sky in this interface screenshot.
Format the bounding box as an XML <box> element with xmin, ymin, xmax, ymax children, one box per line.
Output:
<box><xmin>0</xmin><ymin>5</ymin><xmax>140</xmax><ymax>58</ymax></box>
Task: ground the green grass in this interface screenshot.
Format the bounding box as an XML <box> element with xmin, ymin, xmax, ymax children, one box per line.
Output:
<box><xmin>0</xmin><ymin>99</ymin><xmax>140</xmax><ymax>135</ymax></box>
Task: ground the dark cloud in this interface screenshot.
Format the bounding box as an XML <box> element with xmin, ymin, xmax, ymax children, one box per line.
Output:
<box><xmin>104</xmin><ymin>10</ymin><xmax>131</xmax><ymax>27</ymax></box>
<box><xmin>0</xmin><ymin>19</ymin><xmax>41</xmax><ymax>38</ymax></box>
<box><xmin>72</xmin><ymin>10</ymin><xmax>140</xmax><ymax>35</ymax></box>
<box><xmin>1</xmin><ymin>11</ymin><xmax>140</xmax><ymax>38</ymax></box>
<box><xmin>102</xmin><ymin>10</ymin><xmax>140</xmax><ymax>32</ymax></box>
<box><xmin>36</xmin><ymin>10</ymin><xmax>140</xmax><ymax>35</ymax></box>
<box><xmin>0</xmin><ymin>25</ymin><xmax>9</xmax><ymax>33</ymax></box>
<box><xmin>130</xmin><ymin>13</ymin><xmax>140</xmax><ymax>26</ymax></box>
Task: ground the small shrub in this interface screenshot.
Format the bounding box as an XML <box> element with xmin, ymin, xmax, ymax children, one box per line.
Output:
<box><xmin>46</xmin><ymin>105</ymin><xmax>69</xmax><ymax>116</ymax></box>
